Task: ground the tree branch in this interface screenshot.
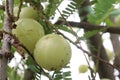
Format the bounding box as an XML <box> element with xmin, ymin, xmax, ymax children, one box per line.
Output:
<box><xmin>0</xmin><ymin>5</ymin><xmax>5</xmax><ymax>10</ymax></box>
<box><xmin>55</xmin><ymin>20</ymin><xmax>120</xmax><ymax>34</ymax></box>
<box><xmin>0</xmin><ymin>0</ymin><xmax>13</xmax><ymax>80</ymax></box>
<box><xmin>24</xmin><ymin>69</ymin><xmax>35</xmax><ymax>80</ymax></box>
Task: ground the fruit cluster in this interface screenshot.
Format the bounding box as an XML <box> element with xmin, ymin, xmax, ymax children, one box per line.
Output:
<box><xmin>12</xmin><ymin>6</ymin><xmax>72</xmax><ymax>71</ymax></box>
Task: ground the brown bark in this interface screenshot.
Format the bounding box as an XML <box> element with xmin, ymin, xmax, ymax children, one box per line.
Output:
<box><xmin>88</xmin><ymin>34</ymin><xmax>114</xmax><ymax>79</ymax></box>
<box><xmin>55</xmin><ymin>21</ymin><xmax>120</xmax><ymax>34</ymax></box>
<box><xmin>77</xmin><ymin>0</ymin><xmax>115</xmax><ymax>79</ymax></box>
<box><xmin>0</xmin><ymin>5</ymin><xmax>5</xmax><ymax>10</ymax></box>
<box><xmin>0</xmin><ymin>0</ymin><xmax>13</xmax><ymax>80</ymax></box>
<box><xmin>24</xmin><ymin>69</ymin><xmax>35</xmax><ymax>80</ymax></box>
<box><xmin>110</xmin><ymin>34</ymin><xmax>120</xmax><ymax>78</ymax></box>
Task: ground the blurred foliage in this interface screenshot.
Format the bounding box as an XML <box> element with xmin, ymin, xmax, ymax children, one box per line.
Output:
<box><xmin>7</xmin><ymin>65</ymin><xmax>23</xmax><ymax>80</ymax></box>
<box><xmin>88</xmin><ymin>0</ymin><xmax>117</xmax><ymax>24</ymax></box>
<box><xmin>61</xmin><ymin>1</ymin><xmax>77</xmax><ymax>19</ymax></box>
<box><xmin>53</xmin><ymin>65</ymin><xmax>72</xmax><ymax>80</ymax></box>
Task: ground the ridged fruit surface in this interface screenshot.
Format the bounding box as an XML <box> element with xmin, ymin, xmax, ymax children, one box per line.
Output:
<box><xmin>13</xmin><ymin>18</ymin><xmax>44</xmax><ymax>53</ymax></box>
<box><xmin>34</xmin><ymin>34</ymin><xmax>72</xmax><ymax>71</ymax></box>
<box><xmin>14</xmin><ymin>6</ymin><xmax>38</xmax><ymax>20</ymax></box>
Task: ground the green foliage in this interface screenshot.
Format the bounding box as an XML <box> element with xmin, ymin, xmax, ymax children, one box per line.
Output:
<box><xmin>45</xmin><ymin>0</ymin><xmax>62</xmax><ymax>19</ymax></box>
<box><xmin>7</xmin><ymin>66</ymin><xmax>23</xmax><ymax>80</ymax></box>
<box><xmin>105</xmin><ymin>18</ymin><xmax>114</xmax><ymax>26</ymax></box>
<box><xmin>14</xmin><ymin>0</ymin><xmax>19</xmax><ymax>5</ymax></box>
<box><xmin>56</xmin><ymin>25</ymin><xmax>77</xmax><ymax>36</ymax></box>
<box><xmin>72</xmin><ymin>0</ymin><xmax>85</xmax><ymax>7</ymax></box>
<box><xmin>0</xmin><ymin>10</ymin><xmax>4</xmax><ymax>49</ymax></box>
<box><xmin>0</xmin><ymin>10</ymin><xmax>4</xmax><ymax>29</ymax></box>
<box><xmin>38</xmin><ymin>19</ymin><xmax>53</xmax><ymax>34</ymax></box>
<box><xmin>84</xmin><ymin>30</ymin><xmax>100</xmax><ymax>39</ymax></box>
<box><xmin>105</xmin><ymin>8</ymin><xmax>120</xmax><ymax>26</ymax></box>
<box><xmin>11</xmin><ymin>46</ymin><xmax>16</xmax><ymax>53</ymax></box>
<box><xmin>90</xmin><ymin>0</ymin><xmax>98</xmax><ymax>4</ymax></box>
<box><xmin>88</xmin><ymin>0</ymin><xmax>117</xmax><ymax>24</ymax></box>
<box><xmin>53</xmin><ymin>65</ymin><xmax>72</xmax><ymax>80</ymax></box>
<box><xmin>25</xmin><ymin>56</ymin><xmax>41</xmax><ymax>74</ymax></box>
<box><xmin>26</xmin><ymin>56</ymin><xmax>35</xmax><ymax>65</ymax></box>
<box><xmin>61</xmin><ymin>1</ymin><xmax>77</xmax><ymax>19</ymax></box>
<box><xmin>109</xmin><ymin>9</ymin><xmax>120</xmax><ymax>16</ymax></box>
<box><xmin>79</xmin><ymin>27</ymin><xmax>106</xmax><ymax>40</ymax></box>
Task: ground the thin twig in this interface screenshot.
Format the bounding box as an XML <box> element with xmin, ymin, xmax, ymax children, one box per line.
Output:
<box><xmin>15</xmin><ymin>0</ymin><xmax>23</xmax><ymax>20</ymax></box>
<box><xmin>57</xmin><ymin>8</ymin><xmax>77</xmax><ymax>37</ymax></box>
<box><xmin>6</xmin><ymin>0</ymin><xmax>14</xmax><ymax>21</ymax></box>
<box><xmin>57</xmin><ymin>31</ymin><xmax>120</xmax><ymax>72</ymax></box>
<box><xmin>78</xmin><ymin>43</ymin><xmax>96</xmax><ymax>80</ymax></box>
